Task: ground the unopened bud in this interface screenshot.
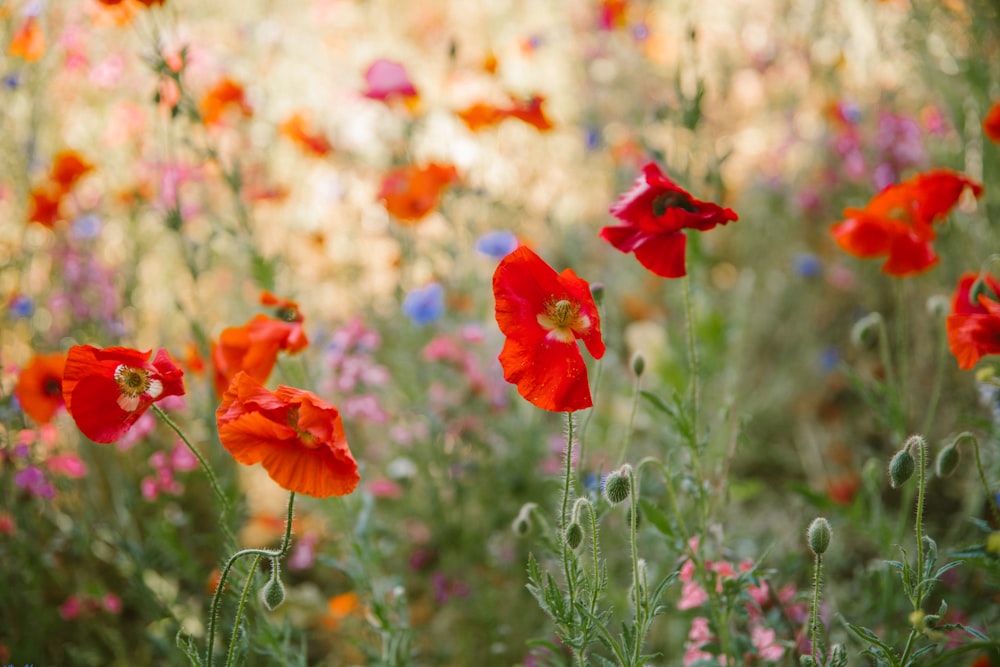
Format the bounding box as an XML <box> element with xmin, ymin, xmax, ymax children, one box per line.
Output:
<box><xmin>935</xmin><ymin>442</ymin><xmax>961</xmax><ymax>478</ymax></box>
<box><xmin>926</xmin><ymin>294</ymin><xmax>949</xmax><ymax>319</ymax></box>
<box><xmin>564</xmin><ymin>522</ymin><xmax>584</xmax><ymax>550</ymax></box>
<box><xmin>260</xmin><ymin>571</ymin><xmax>286</xmax><ymax>611</ymax></box>
<box><xmin>889</xmin><ymin>448</ymin><xmax>916</xmax><ymax>488</ymax></box>
<box><xmin>590</xmin><ymin>283</ymin><xmax>605</xmax><ymax>305</ymax></box>
<box><xmin>631</xmin><ymin>352</ymin><xmax>646</xmax><ymax>378</ymax></box>
<box><xmin>512</xmin><ymin>503</ymin><xmax>537</xmax><ymax>537</ymax></box>
<box><xmin>604</xmin><ymin>466</ymin><xmax>632</xmax><ymax>505</ymax></box>
<box><xmin>850</xmin><ymin>312</ymin><xmax>883</xmax><ymax>349</ymax></box>
<box><xmin>969</xmin><ymin>275</ymin><xmax>990</xmax><ymax>306</ymax></box>
<box><xmin>807</xmin><ymin>517</ymin><xmax>832</xmax><ymax>555</ymax></box>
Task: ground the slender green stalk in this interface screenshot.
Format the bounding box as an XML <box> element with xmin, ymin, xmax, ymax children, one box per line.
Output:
<box><xmin>207</xmin><ymin>492</ymin><xmax>296</xmax><ymax>667</ymax></box>
<box><xmin>913</xmin><ymin>436</ymin><xmax>928</xmax><ymax>596</ymax></box>
<box><xmin>225</xmin><ymin>553</ymin><xmax>264</xmax><ymax>667</ymax></box>
<box><xmin>616</xmin><ymin>372</ymin><xmax>643</xmax><ymax>467</ymax></box>
<box><xmin>628</xmin><ymin>469</ymin><xmax>642</xmax><ymax>666</ymax></box>
<box><xmin>682</xmin><ymin>274</ymin><xmax>700</xmax><ymax>431</ymax></box>
<box><xmin>895</xmin><ymin>281</ymin><xmax>910</xmax><ymax>431</ymax></box>
<box><xmin>809</xmin><ymin>552</ymin><xmax>824</xmax><ymax>664</ymax></box>
<box><xmin>152</xmin><ymin>404</ymin><xmax>228</xmax><ymax>510</ymax></box>
<box><xmin>954</xmin><ymin>431</ymin><xmax>1000</xmax><ymax>527</ymax></box>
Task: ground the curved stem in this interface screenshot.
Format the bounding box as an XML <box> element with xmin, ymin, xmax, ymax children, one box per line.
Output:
<box><xmin>207</xmin><ymin>492</ymin><xmax>296</xmax><ymax>667</ymax></box>
<box><xmin>151</xmin><ymin>404</ymin><xmax>228</xmax><ymax>511</ymax></box>
<box><xmin>225</xmin><ymin>553</ymin><xmax>264</xmax><ymax>667</ymax></box>
<box><xmin>955</xmin><ymin>431</ymin><xmax>1000</xmax><ymax>527</ymax></box>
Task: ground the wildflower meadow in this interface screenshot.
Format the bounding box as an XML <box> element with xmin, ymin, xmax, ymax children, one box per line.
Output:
<box><xmin>4</xmin><ymin>0</ymin><xmax>1000</xmax><ymax>665</ymax></box>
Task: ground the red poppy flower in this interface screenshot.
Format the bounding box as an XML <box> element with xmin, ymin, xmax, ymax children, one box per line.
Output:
<box><xmin>9</xmin><ymin>17</ymin><xmax>45</xmax><ymax>62</ymax></box>
<box><xmin>62</xmin><ymin>346</ymin><xmax>185</xmax><ymax>443</ymax></box>
<box><xmin>199</xmin><ymin>77</ymin><xmax>253</xmax><ymax>126</ymax></box>
<box><xmin>983</xmin><ymin>101</ymin><xmax>1000</xmax><ymax>144</ymax></box>
<box><xmin>280</xmin><ymin>112</ymin><xmax>333</xmax><ymax>157</ymax></box>
<box><xmin>493</xmin><ymin>246</ymin><xmax>605</xmax><ymax>412</ymax></box>
<box><xmin>27</xmin><ymin>187</ymin><xmax>64</xmax><ymax>227</ymax></box>
<box><xmin>600</xmin><ymin>162</ymin><xmax>738</xmax><ymax>278</ymax></box>
<box><xmin>14</xmin><ymin>352</ymin><xmax>67</xmax><ymax>424</ymax></box>
<box><xmin>830</xmin><ymin>169</ymin><xmax>983</xmax><ymax>277</ymax></box>
<box><xmin>49</xmin><ymin>150</ymin><xmax>94</xmax><ymax>192</ymax></box>
<box><xmin>211</xmin><ymin>292</ymin><xmax>308</xmax><ymax>396</ymax></box>
<box><xmin>946</xmin><ymin>272</ymin><xmax>1000</xmax><ymax>370</ymax></box>
<box><xmin>378</xmin><ymin>162</ymin><xmax>459</xmax><ymax>223</ymax></box>
<box><xmin>216</xmin><ymin>372</ymin><xmax>359</xmax><ymax>498</ymax></box>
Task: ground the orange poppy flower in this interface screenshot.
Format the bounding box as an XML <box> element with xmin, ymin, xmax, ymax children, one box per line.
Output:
<box><xmin>62</xmin><ymin>345</ymin><xmax>185</xmax><ymax>443</ymax></box>
<box><xmin>507</xmin><ymin>96</ymin><xmax>554</xmax><ymax>131</ymax></box>
<box><xmin>456</xmin><ymin>95</ymin><xmax>553</xmax><ymax>132</ymax></box>
<box><xmin>493</xmin><ymin>246</ymin><xmax>605</xmax><ymax>412</ymax></box>
<box><xmin>378</xmin><ymin>162</ymin><xmax>459</xmax><ymax>223</ymax></box>
<box><xmin>456</xmin><ymin>102</ymin><xmax>508</xmax><ymax>132</ymax></box>
<box><xmin>946</xmin><ymin>272</ymin><xmax>1000</xmax><ymax>370</ymax></box>
<box><xmin>211</xmin><ymin>293</ymin><xmax>308</xmax><ymax>396</ymax></box>
<box><xmin>279</xmin><ymin>112</ymin><xmax>333</xmax><ymax>157</ymax></box>
<box><xmin>984</xmin><ymin>101</ymin><xmax>1000</xmax><ymax>144</ymax></box>
<box><xmin>49</xmin><ymin>150</ymin><xmax>94</xmax><ymax>193</ymax></box>
<box><xmin>9</xmin><ymin>16</ymin><xmax>45</xmax><ymax>62</ymax></box>
<box><xmin>322</xmin><ymin>591</ymin><xmax>362</xmax><ymax>629</ymax></box>
<box><xmin>216</xmin><ymin>372</ymin><xmax>359</xmax><ymax>498</ymax></box>
<box><xmin>199</xmin><ymin>77</ymin><xmax>253</xmax><ymax>126</ymax></box>
<box><xmin>14</xmin><ymin>352</ymin><xmax>67</xmax><ymax>424</ymax></box>
<box><xmin>831</xmin><ymin>169</ymin><xmax>983</xmax><ymax>277</ymax></box>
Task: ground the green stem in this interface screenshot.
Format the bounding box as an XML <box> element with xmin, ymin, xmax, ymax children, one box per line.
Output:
<box><xmin>955</xmin><ymin>431</ymin><xmax>1000</xmax><ymax>527</ymax></box>
<box><xmin>682</xmin><ymin>274</ymin><xmax>700</xmax><ymax>432</ymax></box>
<box><xmin>207</xmin><ymin>492</ymin><xmax>296</xmax><ymax>667</ymax></box>
<box><xmin>560</xmin><ymin>412</ymin><xmax>579</xmax><ymax>652</ymax></box>
<box><xmin>225</xmin><ymin>553</ymin><xmax>264</xmax><ymax>667</ymax></box>
<box><xmin>920</xmin><ymin>313</ymin><xmax>949</xmax><ymax>437</ymax></box>
<box><xmin>628</xmin><ymin>468</ymin><xmax>642</xmax><ymax>666</ymax></box>
<box><xmin>809</xmin><ymin>552</ymin><xmax>824</xmax><ymax>664</ymax></box>
<box><xmin>616</xmin><ymin>372</ymin><xmax>643</xmax><ymax>467</ymax></box>
<box><xmin>152</xmin><ymin>405</ymin><xmax>228</xmax><ymax>509</ymax></box>
<box><xmin>913</xmin><ymin>436</ymin><xmax>927</xmax><ymax>598</ymax></box>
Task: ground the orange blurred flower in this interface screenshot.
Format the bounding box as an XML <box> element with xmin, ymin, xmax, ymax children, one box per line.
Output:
<box><xmin>27</xmin><ymin>187</ymin><xmax>64</xmax><ymax>228</ymax></box>
<box><xmin>947</xmin><ymin>272</ymin><xmax>1000</xmax><ymax>370</ymax></box>
<box><xmin>199</xmin><ymin>77</ymin><xmax>253</xmax><ymax>126</ymax></box>
<box><xmin>456</xmin><ymin>95</ymin><xmax>553</xmax><ymax>132</ymax></box>
<box><xmin>984</xmin><ymin>101</ymin><xmax>1000</xmax><ymax>144</ymax></box>
<box><xmin>14</xmin><ymin>352</ymin><xmax>67</xmax><ymax>424</ymax></box>
<box><xmin>322</xmin><ymin>591</ymin><xmax>362</xmax><ymax>629</ymax></box>
<box><xmin>378</xmin><ymin>162</ymin><xmax>459</xmax><ymax>223</ymax></box>
<box><xmin>9</xmin><ymin>17</ymin><xmax>45</xmax><ymax>62</ymax></box>
<box><xmin>216</xmin><ymin>372</ymin><xmax>360</xmax><ymax>498</ymax></box>
<box><xmin>211</xmin><ymin>292</ymin><xmax>308</xmax><ymax>395</ymax></box>
<box><xmin>280</xmin><ymin>112</ymin><xmax>333</xmax><ymax>157</ymax></box>
<box><xmin>49</xmin><ymin>150</ymin><xmax>94</xmax><ymax>193</ymax></box>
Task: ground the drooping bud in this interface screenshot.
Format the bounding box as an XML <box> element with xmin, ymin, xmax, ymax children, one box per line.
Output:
<box><xmin>564</xmin><ymin>522</ymin><xmax>584</xmax><ymax>550</ymax></box>
<box><xmin>807</xmin><ymin>517</ymin><xmax>832</xmax><ymax>556</ymax></box>
<box><xmin>512</xmin><ymin>503</ymin><xmax>537</xmax><ymax>537</ymax></box>
<box><xmin>888</xmin><ymin>447</ymin><xmax>916</xmax><ymax>488</ymax></box>
<box><xmin>969</xmin><ymin>274</ymin><xmax>991</xmax><ymax>306</ymax></box>
<box><xmin>631</xmin><ymin>352</ymin><xmax>646</xmax><ymax>378</ymax></box>
<box><xmin>850</xmin><ymin>312</ymin><xmax>883</xmax><ymax>349</ymax></box>
<box><xmin>934</xmin><ymin>442</ymin><xmax>961</xmax><ymax>478</ymax></box>
<box><xmin>260</xmin><ymin>565</ymin><xmax>286</xmax><ymax>611</ymax></box>
<box><xmin>590</xmin><ymin>282</ymin><xmax>605</xmax><ymax>306</ymax></box>
<box><xmin>603</xmin><ymin>465</ymin><xmax>632</xmax><ymax>505</ymax></box>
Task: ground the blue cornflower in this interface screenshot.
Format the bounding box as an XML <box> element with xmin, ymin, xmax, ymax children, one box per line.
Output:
<box><xmin>402</xmin><ymin>282</ymin><xmax>444</xmax><ymax>326</ymax></box>
<box><xmin>475</xmin><ymin>230</ymin><xmax>519</xmax><ymax>259</ymax></box>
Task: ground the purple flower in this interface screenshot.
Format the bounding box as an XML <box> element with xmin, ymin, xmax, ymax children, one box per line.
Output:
<box><xmin>15</xmin><ymin>465</ymin><xmax>56</xmax><ymax>499</ymax></box>
<box><xmin>475</xmin><ymin>231</ymin><xmax>519</xmax><ymax>259</ymax></box>
<box><xmin>402</xmin><ymin>282</ymin><xmax>444</xmax><ymax>326</ymax></box>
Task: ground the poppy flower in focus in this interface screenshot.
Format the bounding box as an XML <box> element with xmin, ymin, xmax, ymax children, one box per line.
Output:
<box><xmin>9</xmin><ymin>16</ymin><xmax>45</xmax><ymax>62</ymax></box>
<box><xmin>946</xmin><ymin>272</ymin><xmax>1000</xmax><ymax>370</ymax></box>
<box><xmin>199</xmin><ymin>77</ymin><xmax>253</xmax><ymax>126</ymax></box>
<box><xmin>216</xmin><ymin>372</ymin><xmax>360</xmax><ymax>498</ymax></box>
<box><xmin>493</xmin><ymin>246</ymin><xmax>605</xmax><ymax>412</ymax></box>
<box><xmin>62</xmin><ymin>345</ymin><xmax>185</xmax><ymax>443</ymax></box>
<box><xmin>378</xmin><ymin>162</ymin><xmax>459</xmax><ymax>223</ymax></box>
<box><xmin>280</xmin><ymin>112</ymin><xmax>333</xmax><ymax>157</ymax></box>
<box><xmin>14</xmin><ymin>352</ymin><xmax>67</xmax><ymax>424</ymax></box>
<box><xmin>211</xmin><ymin>292</ymin><xmax>309</xmax><ymax>396</ymax></box>
<box><xmin>362</xmin><ymin>59</ymin><xmax>418</xmax><ymax>102</ymax></box>
<box><xmin>830</xmin><ymin>169</ymin><xmax>983</xmax><ymax>277</ymax></box>
<box><xmin>600</xmin><ymin>162</ymin><xmax>739</xmax><ymax>278</ymax></box>
<box><xmin>984</xmin><ymin>101</ymin><xmax>1000</xmax><ymax>144</ymax></box>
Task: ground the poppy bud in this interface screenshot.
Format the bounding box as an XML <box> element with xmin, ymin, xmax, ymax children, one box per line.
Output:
<box><xmin>512</xmin><ymin>502</ymin><xmax>537</xmax><ymax>537</ymax></box>
<box><xmin>604</xmin><ymin>465</ymin><xmax>631</xmax><ymax>505</ymax></box>
<box><xmin>935</xmin><ymin>442</ymin><xmax>961</xmax><ymax>478</ymax></box>
<box><xmin>807</xmin><ymin>517</ymin><xmax>832</xmax><ymax>556</ymax></box>
<box><xmin>564</xmin><ymin>522</ymin><xmax>584</xmax><ymax>550</ymax></box>
<box><xmin>260</xmin><ymin>569</ymin><xmax>286</xmax><ymax>611</ymax></box>
<box><xmin>889</xmin><ymin>448</ymin><xmax>916</xmax><ymax>488</ymax></box>
<box><xmin>925</xmin><ymin>294</ymin><xmax>949</xmax><ymax>319</ymax></box>
<box><xmin>631</xmin><ymin>352</ymin><xmax>646</xmax><ymax>378</ymax></box>
<box><xmin>590</xmin><ymin>282</ymin><xmax>605</xmax><ymax>306</ymax></box>
<box><xmin>969</xmin><ymin>274</ymin><xmax>991</xmax><ymax>306</ymax></box>
<box><xmin>850</xmin><ymin>312</ymin><xmax>883</xmax><ymax>349</ymax></box>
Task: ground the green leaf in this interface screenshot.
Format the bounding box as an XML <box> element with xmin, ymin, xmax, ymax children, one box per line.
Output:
<box><xmin>176</xmin><ymin>629</ymin><xmax>204</xmax><ymax>667</ymax></box>
<box><xmin>638</xmin><ymin>499</ymin><xmax>674</xmax><ymax>538</ymax></box>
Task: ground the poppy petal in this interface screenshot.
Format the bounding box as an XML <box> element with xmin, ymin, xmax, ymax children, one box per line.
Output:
<box><xmin>631</xmin><ymin>230</ymin><xmax>688</xmax><ymax>278</ymax></box>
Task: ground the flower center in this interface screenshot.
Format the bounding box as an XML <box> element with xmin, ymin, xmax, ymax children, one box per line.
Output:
<box><xmin>652</xmin><ymin>191</ymin><xmax>696</xmax><ymax>217</ymax></box>
<box><xmin>287</xmin><ymin>406</ymin><xmax>317</xmax><ymax>447</ymax></box>
<box><xmin>113</xmin><ymin>365</ymin><xmax>163</xmax><ymax>412</ymax></box>
<box><xmin>537</xmin><ymin>298</ymin><xmax>590</xmax><ymax>343</ymax></box>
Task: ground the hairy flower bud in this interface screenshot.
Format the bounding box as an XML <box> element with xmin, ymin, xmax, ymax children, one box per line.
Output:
<box><xmin>934</xmin><ymin>442</ymin><xmax>961</xmax><ymax>478</ymax></box>
<box><xmin>604</xmin><ymin>465</ymin><xmax>631</xmax><ymax>505</ymax></box>
<box><xmin>807</xmin><ymin>517</ymin><xmax>832</xmax><ymax>556</ymax></box>
<box><xmin>260</xmin><ymin>570</ymin><xmax>286</xmax><ymax>611</ymax></box>
<box><xmin>850</xmin><ymin>312</ymin><xmax>883</xmax><ymax>349</ymax></box>
<box><xmin>564</xmin><ymin>522</ymin><xmax>584</xmax><ymax>550</ymax></box>
<box><xmin>512</xmin><ymin>502</ymin><xmax>537</xmax><ymax>537</ymax></box>
<box><xmin>889</xmin><ymin>447</ymin><xmax>916</xmax><ymax>488</ymax></box>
